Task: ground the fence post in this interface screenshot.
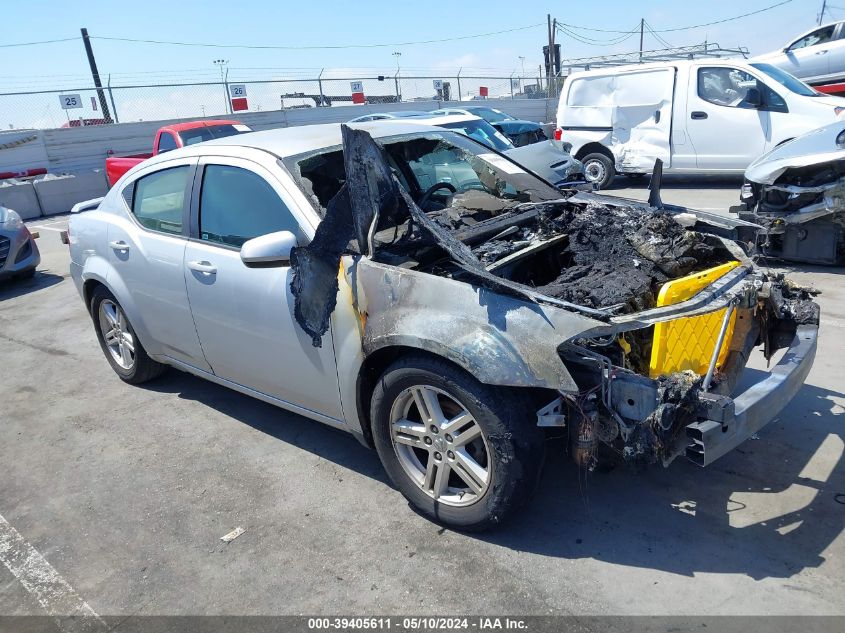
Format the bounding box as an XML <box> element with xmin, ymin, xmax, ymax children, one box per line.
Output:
<box><xmin>318</xmin><ymin>68</ymin><xmax>325</xmax><ymax>107</ymax></box>
<box><xmin>457</xmin><ymin>68</ymin><xmax>462</xmax><ymax>102</ymax></box>
<box><xmin>394</xmin><ymin>70</ymin><xmax>401</xmax><ymax>102</ymax></box>
<box><xmin>510</xmin><ymin>72</ymin><xmax>514</xmax><ymax>99</ymax></box>
<box><xmin>222</xmin><ymin>68</ymin><xmax>231</xmax><ymax>115</ymax></box>
<box><xmin>107</xmin><ymin>75</ymin><xmax>120</xmax><ymax>123</ymax></box>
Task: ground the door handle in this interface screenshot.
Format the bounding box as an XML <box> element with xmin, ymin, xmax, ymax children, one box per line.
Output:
<box><xmin>691</xmin><ymin>111</ymin><xmax>708</xmax><ymax>120</ymax></box>
<box><xmin>109</xmin><ymin>240</ymin><xmax>130</xmax><ymax>251</ymax></box>
<box><xmin>187</xmin><ymin>260</ymin><xmax>217</xmax><ymax>275</ymax></box>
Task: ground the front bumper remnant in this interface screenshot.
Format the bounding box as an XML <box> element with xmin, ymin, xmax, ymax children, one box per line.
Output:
<box><xmin>685</xmin><ymin>324</ymin><xmax>818</xmax><ymax>466</ymax></box>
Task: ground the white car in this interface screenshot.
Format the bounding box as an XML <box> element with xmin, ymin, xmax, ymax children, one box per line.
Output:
<box><xmin>754</xmin><ymin>21</ymin><xmax>845</xmax><ymax>85</ymax></box>
<box><xmin>732</xmin><ymin>120</ymin><xmax>845</xmax><ymax>264</ymax></box>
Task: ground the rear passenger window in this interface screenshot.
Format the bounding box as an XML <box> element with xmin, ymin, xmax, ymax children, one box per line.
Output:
<box><xmin>131</xmin><ymin>166</ymin><xmax>189</xmax><ymax>235</ymax></box>
<box><xmin>199</xmin><ymin>165</ymin><xmax>300</xmax><ymax>248</ymax></box>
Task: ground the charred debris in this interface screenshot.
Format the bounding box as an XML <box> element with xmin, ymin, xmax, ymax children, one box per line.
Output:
<box><xmin>291</xmin><ymin>126</ymin><xmax>756</xmax><ymax>343</ymax></box>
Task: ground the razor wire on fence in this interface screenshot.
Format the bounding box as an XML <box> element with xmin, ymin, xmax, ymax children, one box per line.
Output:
<box><xmin>0</xmin><ymin>74</ymin><xmax>556</xmax><ymax>131</ymax></box>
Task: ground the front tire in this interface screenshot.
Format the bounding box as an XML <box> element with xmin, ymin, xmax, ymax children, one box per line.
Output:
<box><xmin>90</xmin><ymin>286</ymin><xmax>166</xmax><ymax>384</ymax></box>
<box><xmin>581</xmin><ymin>152</ymin><xmax>615</xmax><ymax>189</ymax></box>
<box><xmin>371</xmin><ymin>355</ymin><xmax>544</xmax><ymax>531</ymax></box>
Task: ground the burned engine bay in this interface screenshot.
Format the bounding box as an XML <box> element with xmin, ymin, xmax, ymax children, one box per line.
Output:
<box><xmin>290</xmin><ymin>125</ymin><xmax>820</xmax><ymax>468</ymax></box>
<box><xmin>739</xmin><ymin>158</ymin><xmax>845</xmax><ymax>265</ymax></box>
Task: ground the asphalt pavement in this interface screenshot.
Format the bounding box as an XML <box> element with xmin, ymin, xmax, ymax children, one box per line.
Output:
<box><xmin>1</xmin><ymin>176</ymin><xmax>842</xmax><ymax>623</ymax></box>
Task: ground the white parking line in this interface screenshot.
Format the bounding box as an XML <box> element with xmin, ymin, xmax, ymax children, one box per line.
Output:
<box><xmin>0</xmin><ymin>512</ymin><xmax>106</xmax><ymax>633</ymax></box>
<box><xmin>29</xmin><ymin>225</ymin><xmax>67</xmax><ymax>233</ymax></box>
<box><xmin>28</xmin><ymin>218</ymin><xmax>67</xmax><ymax>226</ymax></box>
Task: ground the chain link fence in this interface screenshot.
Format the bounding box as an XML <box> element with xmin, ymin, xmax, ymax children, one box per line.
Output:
<box><xmin>0</xmin><ymin>74</ymin><xmax>558</xmax><ymax>130</ymax></box>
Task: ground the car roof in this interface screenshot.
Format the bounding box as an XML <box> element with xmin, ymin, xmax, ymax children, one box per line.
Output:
<box><xmin>566</xmin><ymin>58</ymin><xmax>751</xmax><ymax>79</ymax></box>
<box><xmin>146</xmin><ymin>120</ymin><xmax>449</xmax><ymax>162</ymax></box>
<box><xmin>163</xmin><ymin>119</ymin><xmax>242</xmax><ymax>133</ymax></box>
<box><xmin>406</xmin><ymin>114</ymin><xmax>483</xmax><ymax>126</ymax></box>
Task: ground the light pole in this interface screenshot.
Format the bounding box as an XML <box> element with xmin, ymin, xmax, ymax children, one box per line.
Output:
<box><xmin>518</xmin><ymin>56</ymin><xmax>526</xmax><ymax>92</ymax></box>
<box><xmin>213</xmin><ymin>59</ymin><xmax>230</xmax><ymax>114</ymax></box>
<box><xmin>392</xmin><ymin>51</ymin><xmax>402</xmax><ymax>102</ymax></box>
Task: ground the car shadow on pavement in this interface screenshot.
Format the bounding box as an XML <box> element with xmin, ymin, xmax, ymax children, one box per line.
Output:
<box><xmin>145</xmin><ymin>366</ymin><xmax>842</xmax><ymax>581</ymax></box>
<box><xmin>0</xmin><ymin>271</ymin><xmax>64</xmax><ymax>301</ymax></box>
<box><xmin>483</xmin><ymin>377</ymin><xmax>845</xmax><ymax>580</ymax></box>
<box><xmin>144</xmin><ymin>369</ymin><xmax>390</xmax><ymax>485</ymax></box>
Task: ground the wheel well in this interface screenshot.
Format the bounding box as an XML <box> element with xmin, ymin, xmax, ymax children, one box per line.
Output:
<box><xmin>82</xmin><ymin>279</ymin><xmax>106</xmax><ymax>314</ymax></box>
<box><xmin>355</xmin><ymin>346</ymin><xmax>484</xmax><ymax>448</ymax></box>
<box><xmin>575</xmin><ymin>142</ymin><xmax>614</xmax><ymax>163</ymax></box>
<box><xmin>355</xmin><ymin>346</ymin><xmax>555</xmax><ymax>447</ymax></box>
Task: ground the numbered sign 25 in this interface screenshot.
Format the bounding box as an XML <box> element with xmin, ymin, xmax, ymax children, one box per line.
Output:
<box><xmin>229</xmin><ymin>84</ymin><xmax>247</xmax><ymax>98</ymax></box>
<box><xmin>60</xmin><ymin>94</ymin><xmax>83</xmax><ymax>110</ymax></box>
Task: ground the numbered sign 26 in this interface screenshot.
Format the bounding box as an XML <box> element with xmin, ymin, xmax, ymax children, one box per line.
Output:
<box><xmin>229</xmin><ymin>84</ymin><xmax>247</xmax><ymax>98</ymax></box>
<box><xmin>60</xmin><ymin>94</ymin><xmax>83</xmax><ymax>110</ymax></box>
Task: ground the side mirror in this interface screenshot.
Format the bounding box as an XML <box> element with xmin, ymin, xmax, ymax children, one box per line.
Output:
<box><xmin>745</xmin><ymin>87</ymin><xmax>763</xmax><ymax>108</ymax></box>
<box><xmin>240</xmin><ymin>230</ymin><xmax>298</xmax><ymax>267</ymax></box>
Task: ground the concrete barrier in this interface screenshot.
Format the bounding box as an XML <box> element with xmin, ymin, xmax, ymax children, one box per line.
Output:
<box><xmin>33</xmin><ymin>171</ymin><xmax>108</xmax><ymax>216</ymax></box>
<box><xmin>0</xmin><ymin>180</ymin><xmax>41</xmax><ymax>219</ymax></box>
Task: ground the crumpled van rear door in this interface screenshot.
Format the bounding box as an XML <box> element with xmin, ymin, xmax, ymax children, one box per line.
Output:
<box><xmin>564</xmin><ymin>67</ymin><xmax>675</xmax><ymax>172</ymax></box>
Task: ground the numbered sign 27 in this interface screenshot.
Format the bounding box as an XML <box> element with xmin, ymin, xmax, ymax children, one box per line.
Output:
<box><xmin>59</xmin><ymin>94</ymin><xmax>83</xmax><ymax>110</ymax></box>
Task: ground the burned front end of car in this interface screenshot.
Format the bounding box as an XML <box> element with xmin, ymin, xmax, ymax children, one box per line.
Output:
<box><xmin>288</xmin><ymin>125</ymin><xmax>819</xmax><ymax>471</ymax></box>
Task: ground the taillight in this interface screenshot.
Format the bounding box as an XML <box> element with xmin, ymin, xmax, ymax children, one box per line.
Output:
<box><xmin>554</xmin><ymin>128</ymin><xmax>562</xmax><ymax>141</ymax></box>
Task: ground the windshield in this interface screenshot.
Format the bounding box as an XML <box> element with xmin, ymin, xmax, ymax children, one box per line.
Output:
<box><xmin>470</xmin><ymin>107</ymin><xmax>515</xmax><ymax>123</ymax></box>
<box><xmin>437</xmin><ymin>119</ymin><xmax>514</xmax><ymax>152</ymax></box>
<box><xmin>285</xmin><ymin>131</ymin><xmax>559</xmax><ymax>224</ymax></box>
<box><xmin>179</xmin><ymin>124</ymin><xmax>251</xmax><ymax>146</ymax></box>
<box><xmin>751</xmin><ymin>63</ymin><xmax>821</xmax><ymax>97</ymax></box>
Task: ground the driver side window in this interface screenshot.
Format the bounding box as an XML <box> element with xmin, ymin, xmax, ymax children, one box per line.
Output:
<box><xmin>789</xmin><ymin>25</ymin><xmax>835</xmax><ymax>50</ymax></box>
<box><xmin>697</xmin><ymin>68</ymin><xmax>759</xmax><ymax>108</ymax></box>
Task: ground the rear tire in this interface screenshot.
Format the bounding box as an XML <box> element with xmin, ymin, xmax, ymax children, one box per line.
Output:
<box><xmin>371</xmin><ymin>354</ymin><xmax>545</xmax><ymax>531</ymax></box>
<box><xmin>90</xmin><ymin>286</ymin><xmax>166</xmax><ymax>384</ymax></box>
<box><xmin>582</xmin><ymin>152</ymin><xmax>615</xmax><ymax>189</ymax></box>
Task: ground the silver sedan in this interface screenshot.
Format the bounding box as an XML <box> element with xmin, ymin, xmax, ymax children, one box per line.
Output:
<box><xmin>0</xmin><ymin>206</ymin><xmax>40</xmax><ymax>281</ymax></box>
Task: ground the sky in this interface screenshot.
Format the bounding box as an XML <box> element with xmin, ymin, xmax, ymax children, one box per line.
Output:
<box><xmin>0</xmin><ymin>0</ymin><xmax>830</xmax><ymax>127</ymax></box>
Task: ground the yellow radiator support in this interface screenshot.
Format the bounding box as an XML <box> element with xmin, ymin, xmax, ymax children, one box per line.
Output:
<box><xmin>648</xmin><ymin>261</ymin><xmax>741</xmax><ymax>378</ymax></box>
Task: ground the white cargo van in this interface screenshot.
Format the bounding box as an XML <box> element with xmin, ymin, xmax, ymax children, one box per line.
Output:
<box><xmin>555</xmin><ymin>59</ymin><xmax>845</xmax><ymax>188</ymax></box>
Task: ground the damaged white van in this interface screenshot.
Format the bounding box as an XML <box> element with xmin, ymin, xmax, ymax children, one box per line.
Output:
<box><xmin>555</xmin><ymin>59</ymin><xmax>845</xmax><ymax>188</ymax></box>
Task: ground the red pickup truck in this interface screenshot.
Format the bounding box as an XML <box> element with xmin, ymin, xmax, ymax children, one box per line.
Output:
<box><xmin>105</xmin><ymin>119</ymin><xmax>251</xmax><ymax>186</ymax></box>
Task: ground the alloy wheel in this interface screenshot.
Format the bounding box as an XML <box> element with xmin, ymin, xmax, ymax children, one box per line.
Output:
<box><xmin>98</xmin><ymin>299</ymin><xmax>135</xmax><ymax>370</ymax></box>
<box><xmin>389</xmin><ymin>385</ymin><xmax>491</xmax><ymax>506</ymax></box>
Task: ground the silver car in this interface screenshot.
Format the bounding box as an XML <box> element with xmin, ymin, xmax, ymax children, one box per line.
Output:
<box><xmin>754</xmin><ymin>21</ymin><xmax>845</xmax><ymax>85</ymax></box>
<box><xmin>69</xmin><ymin>121</ymin><xmax>817</xmax><ymax>530</ymax></box>
<box><xmin>0</xmin><ymin>205</ymin><xmax>40</xmax><ymax>281</ymax></box>
<box><xmin>412</xmin><ymin>114</ymin><xmax>583</xmax><ymax>187</ymax></box>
